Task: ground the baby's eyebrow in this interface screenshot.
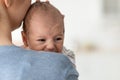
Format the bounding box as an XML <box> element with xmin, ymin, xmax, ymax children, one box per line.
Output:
<box><xmin>55</xmin><ymin>33</ymin><xmax>64</xmax><ymax>36</ymax></box>
<box><xmin>58</xmin><ymin>33</ymin><xmax>64</xmax><ymax>35</ymax></box>
<box><xmin>37</xmin><ymin>36</ymin><xmax>45</xmax><ymax>38</ymax></box>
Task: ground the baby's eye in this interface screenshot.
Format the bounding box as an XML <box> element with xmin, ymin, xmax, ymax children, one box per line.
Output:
<box><xmin>37</xmin><ymin>39</ymin><xmax>46</xmax><ymax>42</ymax></box>
<box><xmin>55</xmin><ymin>37</ymin><xmax>63</xmax><ymax>42</ymax></box>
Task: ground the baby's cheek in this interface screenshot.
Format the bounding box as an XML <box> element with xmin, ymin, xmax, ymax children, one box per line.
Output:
<box><xmin>34</xmin><ymin>45</ymin><xmax>45</xmax><ymax>51</ymax></box>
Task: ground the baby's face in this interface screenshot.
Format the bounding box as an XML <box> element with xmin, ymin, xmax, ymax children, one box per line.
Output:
<box><xmin>23</xmin><ymin>12</ymin><xmax>64</xmax><ymax>53</ymax></box>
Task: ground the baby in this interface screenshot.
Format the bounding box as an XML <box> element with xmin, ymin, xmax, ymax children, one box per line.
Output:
<box><xmin>21</xmin><ymin>0</ymin><xmax>75</xmax><ymax>66</ymax></box>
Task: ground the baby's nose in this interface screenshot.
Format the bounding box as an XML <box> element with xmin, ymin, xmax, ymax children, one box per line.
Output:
<box><xmin>46</xmin><ymin>42</ymin><xmax>55</xmax><ymax>52</ymax></box>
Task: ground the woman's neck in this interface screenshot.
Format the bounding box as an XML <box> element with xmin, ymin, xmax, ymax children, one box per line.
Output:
<box><xmin>0</xmin><ymin>4</ymin><xmax>13</xmax><ymax>45</ymax></box>
<box><xmin>0</xmin><ymin>24</ymin><xmax>12</xmax><ymax>45</ymax></box>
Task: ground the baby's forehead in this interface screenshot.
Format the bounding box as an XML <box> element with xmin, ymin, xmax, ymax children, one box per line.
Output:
<box><xmin>23</xmin><ymin>1</ymin><xmax>64</xmax><ymax>33</ymax></box>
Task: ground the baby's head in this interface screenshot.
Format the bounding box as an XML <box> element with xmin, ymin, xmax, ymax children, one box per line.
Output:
<box><xmin>22</xmin><ymin>1</ymin><xmax>64</xmax><ymax>53</ymax></box>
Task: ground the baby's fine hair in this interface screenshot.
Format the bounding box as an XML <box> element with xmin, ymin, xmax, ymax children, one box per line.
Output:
<box><xmin>23</xmin><ymin>0</ymin><xmax>64</xmax><ymax>33</ymax></box>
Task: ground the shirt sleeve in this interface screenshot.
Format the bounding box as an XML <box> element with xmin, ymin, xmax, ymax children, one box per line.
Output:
<box><xmin>64</xmin><ymin>55</ymin><xmax>79</xmax><ymax>80</ymax></box>
<box><xmin>62</xmin><ymin>46</ymin><xmax>76</xmax><ymax>67</ymax></box>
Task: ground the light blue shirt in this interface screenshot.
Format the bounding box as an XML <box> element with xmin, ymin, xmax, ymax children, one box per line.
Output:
<box><xmin>0</xmin><ymin>45</ymin><xmax>79</xmax><ymax>80</ymax></box>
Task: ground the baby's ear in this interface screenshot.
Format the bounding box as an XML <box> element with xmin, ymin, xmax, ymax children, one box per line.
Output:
<box><xmin>4</xmin><ymin>0</ymin><xmax>12</xmax><ymax>7</ymax></box>
<box><xmin>21</xmin><ymin>31</ymin><xmax>28</xmax><ymax>47</ymax></box>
